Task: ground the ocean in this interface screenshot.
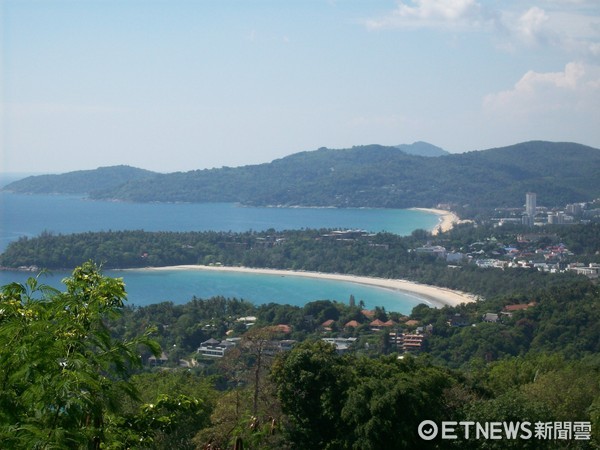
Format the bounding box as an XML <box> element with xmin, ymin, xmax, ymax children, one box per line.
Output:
<box><xmin>0</xmin><ymin>185</ymin><xmax>440</xmax><ymax>313</ymax></box>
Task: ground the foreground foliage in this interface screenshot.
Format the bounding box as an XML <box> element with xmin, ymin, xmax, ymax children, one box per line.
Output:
<box><xmin>0</xmin><ymin>263</ymin><xmax>215</xmax><ymax>449</ymax></box>
<box><xmin>1</xmin><ymin>263</ymin><xmax>598</xmax><ymax>449</ymax></box>
<box><xmin>271</xmin><ymin>342</ymin><xmax>599</xmax><ymax>449</ymax></box>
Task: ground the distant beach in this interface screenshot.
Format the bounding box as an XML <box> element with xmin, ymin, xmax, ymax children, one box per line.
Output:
<box><xmin>142</xmin><ymin>265</ymin><xmax>477</xmax><ymax>308</ymax></box>
<box><xmin>410</xmin><ymin>208</ymin><xmax>464</xmax><ymax>235</ymax></box>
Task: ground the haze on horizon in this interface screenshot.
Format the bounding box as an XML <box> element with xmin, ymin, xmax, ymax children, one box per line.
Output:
<box><xmin>2</xmin><ymin>0</ymin><xmax>600</xmax><ymax>174</ymax></box>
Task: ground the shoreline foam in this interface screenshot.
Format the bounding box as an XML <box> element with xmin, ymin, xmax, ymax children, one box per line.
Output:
<box><xmin>136</xmin><ymin>265</ymin><xmax>478</xmax><ymax>308</ymax></box>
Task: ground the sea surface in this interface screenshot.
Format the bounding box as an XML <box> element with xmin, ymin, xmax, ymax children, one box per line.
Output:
<box><xmin>0</xmin><ymin>268</ymin><xmax>429</xmax><ymax>315</ymax></box>
<box><xmin>0</xmin><ymin>179</ymin><xmax>440</xmax><ymax>312</ymax></box>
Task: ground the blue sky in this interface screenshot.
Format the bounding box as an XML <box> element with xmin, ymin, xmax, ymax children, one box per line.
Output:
<box><xmin>2</xmin><ymin>0</ymin><xmax>600</xmax><ymax>173</ymax></box>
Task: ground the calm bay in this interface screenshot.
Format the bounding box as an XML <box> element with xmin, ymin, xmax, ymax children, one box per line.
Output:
<box><xmin>0</xmin><ymin>190</ymin><xmax>440</xmax><ymax>312</ymax></box>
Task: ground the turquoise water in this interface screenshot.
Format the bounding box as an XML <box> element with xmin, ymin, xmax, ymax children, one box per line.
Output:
<box><xmin>0</xmin><ymin>268</ymin><xmax>428</xmax><ymax>314</ymax></box>
<box><xmin>0</xmin><ymin>189</ymin><xmax>440</xmax><ymax>312</ymax></box>
<box><xmin>0</xmin><ymin>192</ymin><xmax>439</xmax><ymax>252</ymax></box>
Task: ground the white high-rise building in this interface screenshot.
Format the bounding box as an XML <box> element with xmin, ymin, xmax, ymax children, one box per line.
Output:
<box><xmin>525</xmin><ymin>192</ymin><xmax>536</xmax><ymax>218</ymax></box>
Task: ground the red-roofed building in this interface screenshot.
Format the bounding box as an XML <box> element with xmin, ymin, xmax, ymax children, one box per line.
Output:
<box><xmin>503</xmin><ymin>302</ymin><xmax>536</xmax><ymax>312</ymax></box>
<box><xmin>502</xmin><ymin>302</ymin><xmax>537</xmax><ymax>318</ymax></box>
<box><xmin>361</xmin><ymin>309</ymin><xmax>375</xmax><ymax>318</ymax></box>
<box><xmin>344</xmin><ymin>320</ymin><xmax>360</xmax><ymax>328</ymax></box>
<box><xmin>321</xmin><ymin>319</ymin><xmax>335</xmax><ymax>331</ymax></box>
<box><xmin>370</xmin><ymin>319</ymin><xmax>396</xmax><ymax>331</ymax></box>
<box><xmin>271</xmin><ymin>324</ymin><xmax>291</xmax><ymax>334</ymax></box>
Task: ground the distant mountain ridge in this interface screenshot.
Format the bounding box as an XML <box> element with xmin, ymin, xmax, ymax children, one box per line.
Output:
<box><xmin>395</xmin><ymin>141</ymin><xmax>449</xmax><ymax>157</ymax></box>
<box><xmin>3</xmin><ymin>165</ymin><xmax>156</xmax><ymax>194</ymax></box>
<box><xmin>3</xmin><ymin>141</ymin><xmax>600</xmax><ymax>210</ymax></box>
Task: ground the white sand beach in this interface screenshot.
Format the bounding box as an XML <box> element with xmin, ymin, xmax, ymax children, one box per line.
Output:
<box><xmin>410</xmin><ymin>208</ymin><xmax>464</xmax><ymax>235</ymax></box>
<box><xmin>143</xmin><ymin>265</ymin><xmax>477</xmax><ymax>308</ymax></box>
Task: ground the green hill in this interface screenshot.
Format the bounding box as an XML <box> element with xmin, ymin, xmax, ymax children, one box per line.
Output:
<box><xmin>395</xmin><ymin>141</ymin><xmax>449</xmax><ymax>157</ymax></box>
<box><xmin>4</xmin><ymin>141</ymin><xmax>600</xmax><ymax>210</ymax></box>
<box><xmin>3</xmin><ymin>165</ymin><xmax>156</xmax><ymax>194</ymax></box>
<box><xmin>92</xmin><ymin>141</ymin><xmax>600</xmax><ymax>209</ymax></box>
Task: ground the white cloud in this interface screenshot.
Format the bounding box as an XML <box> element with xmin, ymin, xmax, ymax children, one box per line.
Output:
<box><xmin>483</xmin><ymin>61</ymin><xmax>600</xmax><ymax>114</ymax></box>
<box><xmin>501</xmin><ymin>6</ymin><xmax>600</xmax><ymax>57</ymax></box>
<box><xmin>516</xmin><ymin>7</ymin><xmax>551</xmax><ymax>45</ymax></box>
<box><xmin>366</xmin><ymin>1</ymin><xmax>600</xmax><ymax>60</ymax></box>
<box><xmin>365</xmin><ymin>0</ymin><xmax>494</xmax><ymax>30</ymax></box>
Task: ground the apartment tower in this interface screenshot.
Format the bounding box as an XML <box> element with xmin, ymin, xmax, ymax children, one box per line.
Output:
<box><xmin>525</xmin><ymin>192</ymin><xmax>537</xmax><ymax>218</ymax></box>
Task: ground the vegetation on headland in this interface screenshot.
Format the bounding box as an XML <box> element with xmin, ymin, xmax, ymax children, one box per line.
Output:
<box><xmin>2</xmin><ymin>223</ymin><xmax>598</xmax><ymax>297</ymax></box>
<box><xmin>4</xmin><ymin>141</ymin><xmax>600</xmax><ymax>214</ymax></box>
<box><xmin>1</xmin><ymin>261</ymin><xmax>598</xmax><ymax>449</ymax></box>
<box><xmin>2</xmin><ymin>165</ymin><xmax>155</xmax><ymax>194</ymax></box>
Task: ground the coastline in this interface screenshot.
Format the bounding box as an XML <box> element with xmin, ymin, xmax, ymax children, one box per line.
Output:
<box><xmin>410</xmin><ymin>207</ymin><xmax>461</xmax><ymax>235</ymax></box>
<box><xmin>137</xmin><ymin>265</ymin><xmax>477</xmax><ymax>308</ymax></box>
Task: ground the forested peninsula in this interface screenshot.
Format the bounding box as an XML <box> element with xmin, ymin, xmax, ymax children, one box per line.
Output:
<box><xmin>2</xmin><ymin>223</ymin><xmax>598</xmax><ymax>300</ymax></box>
<box><xmin>4</xmin><ymin>141</ymin><xmax>600</xmax><ymax>213</ymax></box>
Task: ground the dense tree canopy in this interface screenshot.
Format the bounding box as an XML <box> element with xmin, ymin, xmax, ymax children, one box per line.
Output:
<box><xmin>4</xmin><ymin>141</ymin><xmax>600</xmax><ymax>211</ymax></box>
<box><xmin>2</xmin><ymin>224</ymin><xmax>596</xmax><ymax>301</ymax></box>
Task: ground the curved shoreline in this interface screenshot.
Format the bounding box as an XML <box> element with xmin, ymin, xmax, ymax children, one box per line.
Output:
<box><xmin>137</xmin><ymin>265</ymin><xmax>478</xmax><ymax>308</ymax></box>
<box><xmin>410</xmin><ymin>207</ymin><xmax>460</xmax><ymax>235</ymax></box>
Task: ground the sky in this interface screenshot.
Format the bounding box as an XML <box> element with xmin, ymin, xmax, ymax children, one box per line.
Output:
<box><xmin>1</xmin><ymin>0</ymin><xmax>600</xmax><ymax>174</ymax></box>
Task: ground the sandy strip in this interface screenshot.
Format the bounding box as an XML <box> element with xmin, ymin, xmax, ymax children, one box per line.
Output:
<box><xmin>141</xmin><ymin>265</ymin><xmax>477</xmax><ymax>308</ymax></box>
<box><xmin>410</xmin><ymin>208</ymin><xmax>463</xmax><ymax>235</ymax></box>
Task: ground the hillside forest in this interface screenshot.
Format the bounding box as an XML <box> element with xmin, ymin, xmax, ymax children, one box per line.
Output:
<box><xmin>4</xmin><ymin>141</ymin><xmax>600</xmax><ymax>215</ymax></box>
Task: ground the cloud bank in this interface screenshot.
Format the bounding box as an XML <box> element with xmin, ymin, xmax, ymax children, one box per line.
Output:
<box><xmin>484</xmin><ymin>61</ymin><xmax>600</xmax><ymax>115</ymax></box>
<box><xmin>366</xmin><ymin>0</ymin><xmax>600</xmax><ymax>58</ymax></box>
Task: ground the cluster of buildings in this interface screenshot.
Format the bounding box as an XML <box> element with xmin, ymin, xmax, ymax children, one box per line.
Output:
<box><xmin>413</xmin><ymin>192</ymin><xmax>600</xmax><ymax>279</ymax></box>
<box><xmin>414</xmin><ymin>234</ymin><xmax>599</xmax><ymax>279</ymax></box>
<box><xmin>149</xmin><ymin>295</ymin><xmax>550</xmax><ymax>367</ymax></box>
<box><xmin>149</xmin><ymin>308</ymin><xmax>437</xmax><ymax>366</ymax></box>
<box><xmin>495</xmin><ymin>192</ymin><xmax>600</xmax><ymax>227</ymax></box>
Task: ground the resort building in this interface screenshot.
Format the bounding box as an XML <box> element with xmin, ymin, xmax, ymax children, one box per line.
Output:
<box><xmin>388</xmin><ymin>331</ymin><xmax>426</xmax><ymax>353</ymax></box>
<box><xmin>197</xmin><ymin>338</ymin><xmax>238</xmax><ymax>358</ymax></box>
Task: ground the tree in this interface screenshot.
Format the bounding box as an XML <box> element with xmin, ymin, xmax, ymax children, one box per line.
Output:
<box><xmin>341</xmin><ymin>356</ymin><xmax>457</xmax><ymax>450</ymax></box>
<box><xmin>116</xmin><ymin>371</ymin><xmax>216</xmax><ymax>449</ymax></box>
<box><xmin>0</xmin><ymin>262</ymin><xmax>160</xmax><ymax>449</ymax></box>
<box><xmin>271</xmin><ymin>340</ymin><xmax>351</xmax><ymax>449</ymax></box>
